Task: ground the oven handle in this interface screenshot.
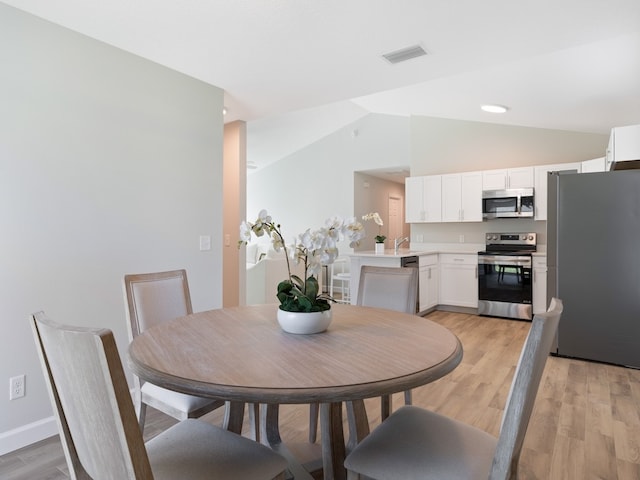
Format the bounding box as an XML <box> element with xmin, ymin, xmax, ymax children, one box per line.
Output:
<box><xmin>478</xmin><ymin>256</ymin><xmax>532</xmax><ymax>267</ymax></box>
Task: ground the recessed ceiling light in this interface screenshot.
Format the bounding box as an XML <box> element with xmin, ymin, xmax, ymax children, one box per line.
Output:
<box><xmin>481</xmin><ymin>104</ymin><xmax>508</xmax><ymax>113</ymax></box>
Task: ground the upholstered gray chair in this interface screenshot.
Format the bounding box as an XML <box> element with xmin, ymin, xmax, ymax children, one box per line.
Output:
<box><xmin>357</xmin><ymin>265</ymin><xmax>419</xmax><ymax>419</ymax></box>
<box><xmin>344</xmin><ymin>297</ymin><xmax>563</xmax><ymax>480</ymax></box>
<box><xmin>123</xmin><ymin>270</ymin><xmax>225</xmax><ymax>431</ymax></box>
<box><xmin>30</xmin><ymin>311</ymin><xmax>287</xmax><ymax>480</ymax></box>
<box><xmin>309</xmin><ymin>265</ymin><xmax>419</xmax><ymax>443</ymax></box>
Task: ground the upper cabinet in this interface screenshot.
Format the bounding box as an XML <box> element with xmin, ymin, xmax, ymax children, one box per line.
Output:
<box><xmin>441</xmin><ymin>172</ymin><xmax>482</xmax><ymax>222</ymax></box>
<box><xmin>482</xmin><ymin>167</ymin><xmax>534</xmax><ymax>190</ymax></box>
<box><xmin>405</xmin><ymin>161</ymin><xmax>594</xmax><ymax>224</ymax></box>
<box><xmin>581</xmin><ymin>157</ymin><xmax>606</xmax><ymax>173</ymax></box>
<box><xmin>533</xmin><ymin>162</ymin><xmax>581</xmax><ymax>221</ymax></box>
<box><xmin>405</xmin><ymin>175</ymin><xmax>442</xmax><ymax>223</ymax></box>
<box><xmin>607</xmin><ymin>124</ymin><xmax>640</xmax><ymax>171</ymax></box>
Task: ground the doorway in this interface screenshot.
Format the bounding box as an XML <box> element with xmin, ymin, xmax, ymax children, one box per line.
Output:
<box><xmin>388</xmin><ymin>195</ymin><xmax>404</xmax><ymax>242</ymax></box>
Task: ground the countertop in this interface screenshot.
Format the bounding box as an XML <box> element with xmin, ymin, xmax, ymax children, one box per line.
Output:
<box><xmin>350</xmin><ymin>243</ymin><xmax>547</xmax><ymax>258</ymax></box>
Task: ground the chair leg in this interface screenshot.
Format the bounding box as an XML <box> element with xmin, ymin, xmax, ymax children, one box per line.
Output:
<box><xmin>380</xmin><ymin>395</ymin><xmax>392</xmax><ymax>421</ymax></box>
<box><xmin>308</xmin><ymin>403</ymin><xmax>319</xmax><ymax>443</ymax></box>
<box><xmin>248</xmin><ymin>403</ymin><xmax>261</xmax><ymax>441</ymax></box>
<box><xmin>404</xmin><ymin>389</ymin><xmax>412</xmax><ymax>405</ymax></box>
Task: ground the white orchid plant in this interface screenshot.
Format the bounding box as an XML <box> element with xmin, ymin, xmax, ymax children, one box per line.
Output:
<box><xmin>239</xmin><ymin>210</ymin><xmax>365</xmax><ymax>312</ymax></box>
<box><xmin>362</xmin><ymin>212</ymin><xmax>386</xmax><ymax>243</ymax></box>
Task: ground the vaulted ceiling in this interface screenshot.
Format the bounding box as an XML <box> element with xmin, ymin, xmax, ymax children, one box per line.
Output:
<box><xmin>5</xmin><ymin>0</ymin><xmax>640</xmax><ymax>170</ymax></box>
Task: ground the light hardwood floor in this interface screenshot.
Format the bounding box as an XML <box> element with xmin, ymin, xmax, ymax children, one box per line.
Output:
<box><xmin>2</xmin><ymin>311</ymin><xmax>640</xmax><ymax>479</ymax></box>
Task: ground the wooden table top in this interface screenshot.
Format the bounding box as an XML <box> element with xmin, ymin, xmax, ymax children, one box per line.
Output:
<box><xmin>128</xmin><ymin>303</ymin><xmax>463</xmax><ymax>404</ymax></box>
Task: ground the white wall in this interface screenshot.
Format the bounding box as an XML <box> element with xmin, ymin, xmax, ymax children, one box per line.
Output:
<box><xmin>247</xmin><ymin>113</ymin><xmax>409</xmax><ymax>243</ymax></box>
<box><xmin>410</xmin><ymin>116</ymin><xmax>608</xmax><ymax>175</ymax></box>
<box><xmin>0</xmin><ymin>4</ymin><xmax>224</xmax><ymax>453</ymax></box>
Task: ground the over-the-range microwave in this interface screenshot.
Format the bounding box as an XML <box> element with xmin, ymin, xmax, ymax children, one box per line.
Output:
<box><xmin>482</xmin><ymin>188</ymin><xmax>534</xmax><ymax>219</ymax></box>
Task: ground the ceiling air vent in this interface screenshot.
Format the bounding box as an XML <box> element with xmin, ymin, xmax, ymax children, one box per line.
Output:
<box><xmin>382</xmin><ymin>45</ymin><xmax>427</xmax><ymax>65</ymax></box>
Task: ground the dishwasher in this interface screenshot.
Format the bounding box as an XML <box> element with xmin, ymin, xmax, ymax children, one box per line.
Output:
<box><xmin>401</xmin><ymin>256</ymin><xmax>419</xmax><ymax>313</ymax></box>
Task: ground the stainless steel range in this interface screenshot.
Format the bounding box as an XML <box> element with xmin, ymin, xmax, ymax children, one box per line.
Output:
<box><xmin>478</xmin><ymin>232</ymin><xmax>536</xmax><ymax>321</ymax></box>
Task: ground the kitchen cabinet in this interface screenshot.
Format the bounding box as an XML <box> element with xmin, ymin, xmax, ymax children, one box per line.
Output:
<box><xmin>607</xmin><ymin>124</ymin><xmax>640</xmax><ymax>170</ymax></box>
<box><xmin>532</xmin><ymin>255</ymin><xmax>547</xmax><ymax>314</ymax></box>
<box><xmin>405</xmin><ymin>175</ymin><xmax>442</xmax><ymax>223</ymax></box>
<box><xmin>533</xmin><ymin>162</ymin><xmax>581</xmax><ymax>221</ymax></box>
<box><xmin>482</xmin><ymin>167</ymin><xmax>534</xmax><ymax>190</ymax></box>
<box><xmin>441</xmin><ymin>172</ymin><xmax>482</xmax><ymax>222</ymax></box>
<box><xmin>439</xmin><ymin>253</ymin><xmax>478</xmax><ymax>308</ymax></box>
<box><xmin>418</xmin><ymin>254</ymin><xmax>438</xmax><ymax>313</ymax></box>
<box><xmin>581</xmin><ymin>157</ymin><xmax>606</xmax><ymax>173</ymax></box>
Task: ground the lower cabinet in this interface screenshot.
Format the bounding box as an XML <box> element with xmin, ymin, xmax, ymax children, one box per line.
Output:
<box><xmin>439</xmin><ymin>254</ymin><xmax>478</xmax><ymax>308</ymax></box>
<box><xmin>532</xmin><ymin>255</ymin><xmax>547</xmax><ymax>314</ymax></box>
<box><xmin>419</xmin><ymin>255</ymin><xmax>438</xmax><ymax>313</ymax></box>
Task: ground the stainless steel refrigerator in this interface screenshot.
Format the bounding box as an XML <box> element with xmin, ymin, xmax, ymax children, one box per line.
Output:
<box><xmin>547</xmin><ymin>169</ymin><xmax>640</xmax><ymax>368</ymax></box>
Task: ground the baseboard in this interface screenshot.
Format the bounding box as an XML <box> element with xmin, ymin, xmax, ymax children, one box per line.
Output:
<box><xmin>0</xmin><ymin>416</ymin><xmax>58</xmax><ymax>456</ymax></box>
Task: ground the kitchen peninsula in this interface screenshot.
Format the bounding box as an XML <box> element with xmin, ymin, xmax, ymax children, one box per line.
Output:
<box><xmin>349</xmin><ymin>245</ymin><xmax>483</xmax><ymax>315</ymax></box>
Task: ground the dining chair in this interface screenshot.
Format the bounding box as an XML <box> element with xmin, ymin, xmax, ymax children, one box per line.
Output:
<box><xmin>123</xmin><ymin>269</ymin><xmax>225</xmax><ymax>431</ymax></box>
<box><xmin>344</xmin><ymin>297</ymin><xmax>563</xmax><ymax>480</ymax></box>
<box><xmin>308</xmin><ymin>265</ymin><xmax>419</xmax><ymax>443</ymax></box>
<box><xmin>357</xmin><ymin>265</ymin><xmax>419</xmax><ymax>419</ymax></box>
<box><xmin>30</xmin><ymin>311</ymin><xmax>288</xmax><ymax>480</ymax></box>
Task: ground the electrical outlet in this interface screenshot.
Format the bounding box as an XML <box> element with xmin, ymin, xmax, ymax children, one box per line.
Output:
<box><xmin>10</xmin><ymin>375</ymin><xmax>25</xmax><ymax>400</ymax></box>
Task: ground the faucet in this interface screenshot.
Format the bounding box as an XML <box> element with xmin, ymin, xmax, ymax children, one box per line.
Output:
<box><xmin>394</xmin><ymin>236</ymin><xmax>409</xmax><ymax>253</ymax></box>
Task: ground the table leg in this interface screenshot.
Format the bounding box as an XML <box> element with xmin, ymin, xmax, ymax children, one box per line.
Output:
<box><xmin>260</xmin><ymin>404</ymin><xmax>314</xmax><ymax>480</ymax></box>
<box><xmin>320</xmin><ymin>402</ymin><xmax>347</xmax><ymax>480</ymax></box>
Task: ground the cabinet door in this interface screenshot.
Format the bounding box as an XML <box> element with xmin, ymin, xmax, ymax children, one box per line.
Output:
<box><xmin>441</xmin><ymin>174</ymin><xmax>462</xmax><ymax>222</ymax></box>
<box><xmin>581</xmin><ymin>157</ymin><xmax>606</xmax><ymax>173</ymax></box>
<box><xmin>423</xmin><ymin>175</ymin><xmax>442</xmax><ymax>222</ymax></box>
<box><xmin>419</xmin><ymin>255</ymin><xmax>439</xmax><ymax>312</ymax></box>
<box><xmin>532</xmin><ymin>256</ymin><xmax>547</xmax><ymax>314</ymax></box>
<box><xmin>482</xmin><ymin>169</ymin><xmax>507</xmax><ymax>190</ymax></box>
<box><xmin>439</xmin><ymin>254</ymin><xmax>478</xmax><ymax>308</ymax></box>
<box><xmin>507</xmin><ymin>167</ymin><xmax>534</xmax><ymax>189</ymax></box>
<box><xmin>612</xmin><ymin>124</ymin><xmax>640</xmax><ymax>163</ymax></box>
<box><xmin>483</xmin><ymin>167</ymin><xmax>533</xmax><ymax>190</ymax></box>
<box><xmin>460</xmin><ymin>172</ymin><xmax>482</xmax><ymax>222</ymax></box>
<box><xmin>426</xmin><ymin>265</ymin><xmax>439</xmax><ymax>309</ymax></box>
<box><xmin>534</xmin><ymin>162</ymin><xmax>581</xmax><ymax>221</ymax></box>
<box><xmin>405</xmin><ymin>176</ymin><xmax>425</xmax><ymax>223</ymax></box>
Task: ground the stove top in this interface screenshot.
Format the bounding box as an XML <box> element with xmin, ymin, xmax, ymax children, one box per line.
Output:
<box><xmin>480</xmin><ymin>232</ymin><xmax>537</xmax><ymax>255</ymax></box>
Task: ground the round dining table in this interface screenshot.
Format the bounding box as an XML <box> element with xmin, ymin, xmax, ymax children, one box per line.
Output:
<box><xmin>128</xmin><ymin>303</ymin><xmax>462</xmax><ymax>480</ymax></box>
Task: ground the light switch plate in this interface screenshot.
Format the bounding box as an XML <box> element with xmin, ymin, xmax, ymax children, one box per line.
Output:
<box><xmin>199</xmin><ymin>235</ymin><xmax>211</xmax><ymax>251</ymax></box>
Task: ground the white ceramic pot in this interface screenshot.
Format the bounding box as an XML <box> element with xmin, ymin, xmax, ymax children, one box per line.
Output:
<box><xmin>375</xmin><ymin>242</ymin><xmax>385</xmax><ymax>254</ymax></box>
<box><xmin>276</xmin><ymin>308</ymin><xmax>333</xmax><ymax>334</ymax></box>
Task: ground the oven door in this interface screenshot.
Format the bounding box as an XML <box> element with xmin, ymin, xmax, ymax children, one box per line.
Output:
<box><xmin>478</xmin><ymin>254</ymin><xmax>532</xmax><ymax>320</ymax></box>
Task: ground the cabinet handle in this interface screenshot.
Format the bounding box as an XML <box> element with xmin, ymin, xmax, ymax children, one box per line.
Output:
<box><xmin>475</xmin><ymin>266</ymin><xmax>478</xmax><ymax>279</ymax></box>
<box><xmin>428</xmin><ymin>268</ymin><xmax>432</xmax><ymax>279</ymax></box>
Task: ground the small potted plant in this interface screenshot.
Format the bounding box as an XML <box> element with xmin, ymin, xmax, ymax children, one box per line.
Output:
<box><xmin>239</xmin><ymin>210</ymin><xmax>365</xmax><ymax>333</ymax></box>
<box><xmin>363</xmin><ymin>212</ymin><xmax>386</xmax><ymax>254</ymax></box>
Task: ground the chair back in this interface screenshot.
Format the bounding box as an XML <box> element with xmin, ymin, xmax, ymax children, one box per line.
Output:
<box><xmin>356</xmin><ymin>266</ymin><xmax>418</xmax><ymax>314</ymax></box>
<box><xmin>123</xmin><ymin>269</ymin><xmax>192</xmax><ymax>339</ymax></box>
<box><xmin>489</xmin><ymin>297</ymin><xmax>563</xmax><ymax>479</ymax></box>
<box><xmin>30</xmin><ymin>312</ymin><xmax>153</xmax><ymax>479</ymax></box>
